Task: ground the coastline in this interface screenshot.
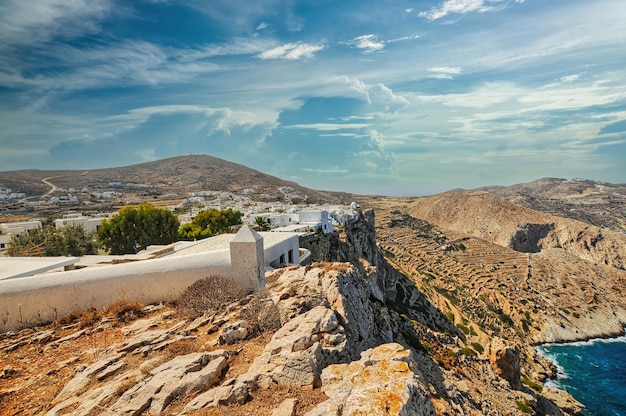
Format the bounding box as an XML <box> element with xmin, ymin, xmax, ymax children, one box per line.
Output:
<box><xmin>535</xmin><ymin>330</ymin><xmax>626</xmax><ymax>416</ymax></box>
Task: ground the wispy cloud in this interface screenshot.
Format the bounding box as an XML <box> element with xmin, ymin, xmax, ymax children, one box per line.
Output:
<box><xmin>0</xmin><ymin>0</ymin><xmax>113</xmax><ymax>49</ymax></box>
<box><xmin>427</xmin><ymin>66</ymin><xmax>462</xmax><ymax>79</ymax></box>
<box><xmin>348</xmin><ymin>34</ymin><xmax>385</xmax><ymax>53</ymax></box>
<box><xmin>419</xmin><ymin>0</ymin><xmax>525</xmax><ymax>21</ymax></box>
<box><xmin>257</xmin><ymin>42</ymin><xmax>325</xmax><ymax>60</ymax></box>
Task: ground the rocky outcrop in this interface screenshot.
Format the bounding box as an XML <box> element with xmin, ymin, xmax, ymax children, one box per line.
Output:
<box><xmin>305</xmin><ymin>343</ymin><xmax>436</xmax><ymax>416</ymax></box>
<box><xmin>487</xmin><ymin>337</ymin><xmax>521</xmax><ymax>390</ymax></box>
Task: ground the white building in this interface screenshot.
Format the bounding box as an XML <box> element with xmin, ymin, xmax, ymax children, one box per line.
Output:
<box><xmin>54</xmin><ymin>213</ymin><xmax>110</xmax><ymax>233</ymax></box>
<box><xmin>0</xmin><ymin>220</ymin><xmax>42</xmax><ymax>236</ymax></box>
<box><xmin>0</xmin><ymin>220</ymin><xmax>43</xmax><ymax>252</ymax></box>
<box><xmin>298</xmin><ymin>210</ymin><xmax>334</xmax><ymax>234</ymax></box>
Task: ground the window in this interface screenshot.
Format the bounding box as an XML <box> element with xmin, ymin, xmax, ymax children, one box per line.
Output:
<box><xmin>279</xmin><ymin>254</ymin><xmax>285</xmax><ymax>264</ymax></box>
<box><xmin>288</xmin><ymin>249</ymin><xmax>293</xmax><ymax>263</ymax></box>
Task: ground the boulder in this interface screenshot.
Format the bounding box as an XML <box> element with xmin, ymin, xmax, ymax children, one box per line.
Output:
<box><xmin>305</xmin><ymin>343</ymin><xmax>436</xmax><ymax>416</ymax></box>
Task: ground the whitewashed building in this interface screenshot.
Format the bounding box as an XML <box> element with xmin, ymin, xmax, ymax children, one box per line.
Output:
<box><xmin>54</xmin><ymin>213</ymin><xmax>110</xmax><ymax>233</ymax></box>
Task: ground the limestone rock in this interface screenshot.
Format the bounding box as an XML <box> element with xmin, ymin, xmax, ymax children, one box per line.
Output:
<box><xmin>109</xmin><ymin>350</ymin><xmax>228</xmax><ymax>415</ymax></box>
<box><xmin>53</xmin><ymin>354</ymin><xmax>123</xmax><ymax>403</ymax></box>
<box><xmin>305</xmin><ymin>343</ymin><xmax>436</xmax><ymax>416</ymax></box>
<box><xmin>246</xmin><ymin>305</ymin><xmax>344</xmax><ymax>390</ymax></box>
<box><xmin>218</xmin><ymin>320</ymin><xmax>250</xmax><ymax>345</ymax></box>
<box><xmin>271</xmin><ymin>398</ymin><xmax>298</xmax><ymax>416</ymax></box>
<box><xmin>487</xmin><ymin>337</ymin><xmax>521</xmax><ymax>390</ymax></box>
<box><xmin>539</xmin><ymin>386</ymin><xmax>585</xmax><ymax>415</ymax></box>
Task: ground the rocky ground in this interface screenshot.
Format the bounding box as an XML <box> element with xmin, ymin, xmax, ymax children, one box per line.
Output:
<box><xmin>0</xmin><ymin>261</ymin><xmax>583</xmax><ymax>416</ymax></box>
<box><xmin>1</xmin><ymin>208</ymin><xmax>591</xmax><ymax>415</ymax></box>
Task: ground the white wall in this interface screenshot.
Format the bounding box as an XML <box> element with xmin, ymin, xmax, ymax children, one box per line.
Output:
<box><xmin>0</xmin><ymin>231</ymin><xmax>302</xmax><ymax>332</ymax></box>
<box><xmin>55</xmin><ymin>217</ymin><xmax>104</xmax><ymax>233</ymax></box>
<box><xmin>0</xmin><ymin>251</ymin><xmax>232</xmax><ymax>332</ymax></box>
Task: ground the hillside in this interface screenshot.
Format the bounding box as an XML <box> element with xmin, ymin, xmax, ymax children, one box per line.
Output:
<box><xmin>479</xmin><ymin>178</ymin><xmax>626</xmax><ymax>233</ymax></box>
<box><xmin>0</xmin><ymin>209</ymin><xmax>585</xmax><ymax>415</ymax></box>
<box><xmin>2</xmin><ymin>170</ymin><xmax>626</xmax><ymax>415</ymax></box>
<box><xmin>363</xmin><ymin>191</ymin><xmax>626</xmax><ymax>345</ymax></box>
<box><xmin>0</xmin><ymin>155</ymin><xmax>351</xmax><ymax>205</ymax></box>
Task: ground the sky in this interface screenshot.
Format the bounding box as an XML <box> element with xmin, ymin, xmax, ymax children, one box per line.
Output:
<box><xmin>0</xmin><ymin>0</ymin><xmax>625</xmax><ymax>196</ymax></box>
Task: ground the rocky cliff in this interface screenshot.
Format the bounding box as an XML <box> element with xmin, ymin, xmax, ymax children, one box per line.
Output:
<box><xmin>0</xmin><ymin>208</ymin><xmax>586</xmax><ymax>415</ymax></box>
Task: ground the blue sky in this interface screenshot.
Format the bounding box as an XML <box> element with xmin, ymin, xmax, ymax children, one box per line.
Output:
<box><xmin>1</xmin><ymin>0</ymin><xmax>625</xmax><ymax>195</ymax></box>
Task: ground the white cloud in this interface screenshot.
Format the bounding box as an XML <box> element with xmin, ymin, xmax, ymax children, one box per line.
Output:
<box><xmin>0</xmin><ymin>0</ymin><xmax>113</xmax><ymax>49</ymax></box>
<box><xmin>427</xmin><ymin>66</ymin><xmax>462</xmax><ymax>79</ymax></box>
<box><xmin>329</xmin><ymin>76</ymin><xmax>409</xmax><ymax>112</ymax></box>
<box><xmin>256</xmin><ymin>22</ymin><xmax>268</xmax><ymax>30</ymax></box>
<box><xmin>560</xmin><ymin>74</ymin><xmax>581</xmax><ymax>83</ymax></box>
<box><xmin>348</xmin><ymin>34</ymin><xmax>385</xmax><ymax>53</ymax></box>
<box><xmin>257</xmin><ymin>42</ymin><xmax>325</xmax><ymax>60</ymax></box>
<box><xmin>284</xmin><ymin>123</ymin><xmax>369</xmax><ymax>131</ymax></box>
<box><xmin>302</xmin><ymin>167</ymin><xmax>349</xmax><ymax>174</ymax></box>
<box><xmin>419</xmin><ymin>0</ymin><xmax>521</xmax><ymax>21</ymax></box>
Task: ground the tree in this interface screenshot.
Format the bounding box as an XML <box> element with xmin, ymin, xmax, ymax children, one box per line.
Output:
<box><xmin>8</xmin><ymin>225</ymin><xmax>98</xmax><ymax>257</ymax></box>
<box><xmin>178</xmin><ymin>208</ymin><xmax>243</xmax><ymax>241</ymax></box>
<box><xmin>254</xmin><ymin>216</ymin><xmax>271</xmax><ymax>231</ymax></box>
<box><xmin>98</xmin><ymin>203</ymin><xmax>180</xmax><ymax>254</ymax></box>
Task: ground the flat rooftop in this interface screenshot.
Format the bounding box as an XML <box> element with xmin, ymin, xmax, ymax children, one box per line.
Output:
<box><xmin>0</xmin><ymin>257</ymin><xmax>80</xmax><ymax>281</ymax></box>
<box><xmin>0</xmin><ymin>231</ymin><xmax>301</xmax><ymax>280</ymax></box>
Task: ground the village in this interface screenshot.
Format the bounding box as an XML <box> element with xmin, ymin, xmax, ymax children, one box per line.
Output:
<box><xmin>0</xmin><ymin>180</ymin><xmax>358</xmax><ymax>253</ymax></box>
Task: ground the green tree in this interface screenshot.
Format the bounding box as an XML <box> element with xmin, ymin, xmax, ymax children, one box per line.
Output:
<box><xmin>98</xmin><ymin>203</ymin><xmax>180</xmax><ymax>254</ymax></box>
<box><xmin>8</xmin><ymin>225</ymin><xmax>98</xmax><ymax>257</ymax></box>
<box><xmin>254</xmin><ymin>216</ymin><xmax>271</xmax><ymax>231</ymax></box>
<box><xmin>178</xmin><ymin>208</ymin><xmax>243</xmax><ymax>241</ymax></box>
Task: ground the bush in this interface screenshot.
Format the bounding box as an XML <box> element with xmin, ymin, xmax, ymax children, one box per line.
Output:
<box><xmin>516</xmin><ymin>400</ymin><xmax>533</xmax><ymax>414</ymax></box>
<box><xmin>461</xmin><ymin>347</ymin><xmax>477</xmax><ymax>357</ymax></box>
<box><xmin>107</xmin><ymin>300</ymin><xmax>144</xmax><ymax>324</ymax></box>
<box><xmin>176</xmin><ymin>275</ymin><xmax>248</xmax><ymax>318</ymax></box>
<box><xmin>471</xmin><ymin>342</ymin><xmax>484</xmax><ymax>354</ymax></box>
<box><xmin>239</xmin><ymin>296</ymin><xmax>282</xmax><ymax>337</ymax></box>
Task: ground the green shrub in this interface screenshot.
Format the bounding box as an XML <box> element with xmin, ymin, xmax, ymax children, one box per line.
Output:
<box><xmin>446</xmin><ymin>312</ymin><xmax>455</xmax><ymax>323</ymax></box>
<box><xmin>521</xmin><ymin>375</ymin><xmax>543</xmax><ymax>393</ymax></box>
<box><xmin>516</xmin><ymin>400</ymin><xmax>533</xmax><ymax>414</ymax></box>
<box><xmin>461</xmin><ymin>347</ymin><xmax>477</xmax><ymax>357</ymax></box>
<box><xmin>471</xmin><ymin>342</ymin><xmax>484</xmax><ymax>354</ymax></box>
<box><xmin>456</xmin><ymin>324</ymin><xmax>470</xmax><ymax>335</ymax></box>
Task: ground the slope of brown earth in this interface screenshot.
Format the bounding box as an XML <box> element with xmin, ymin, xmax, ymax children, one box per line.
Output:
<box><xmin>406</xmin><ymin>191</ymin><xmax>626</xmax><ymax>270</ymax></box>
<box><xmin>362</xmin><ymin>195</ymin><xmax>626</xmax><ymax>345</ymax></box>
<box><xmin>480</xmin><ymin>178</ymin><xmax>626</xmax><ymax>232</ymax></box>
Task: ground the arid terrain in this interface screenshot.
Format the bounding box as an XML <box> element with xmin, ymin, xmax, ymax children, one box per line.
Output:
<box><xmin>1</xmin><ymin>157</ymin><xmax>625</xmax><ymax>415</ymax></box>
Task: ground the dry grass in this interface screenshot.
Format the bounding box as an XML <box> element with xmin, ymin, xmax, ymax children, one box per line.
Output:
<box><xmin>176</xmin><ymin>275</ymin><xmax>248</xmax><ymax>319</ymax></box>
<box><xmin>239</xmin><ymin>296</ymin><xmax>282</xmax><ymax>337</ymax></box>
<box><xmin>106</xmin><ymin>299</ymin><xmax>145</xmax><ymax>324</ymax></box>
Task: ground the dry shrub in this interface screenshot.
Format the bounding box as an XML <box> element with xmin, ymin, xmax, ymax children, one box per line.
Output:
<box><xmin>165</xmin><ymin>339</ymin><xmax>197</xmax><ymax>357</ymax></box>
<box><xmin>176</xmin><ymin>275</ymin><xmax>248</xmax><ymax>319</ymax></box>
<box><xmin>239</xmin><ymin>296</ymin><xmax>282</xmax><ymax>337</ymax></box>
<box><xmin>106</xmin><ymin>300</ymin><xmax>144</xmax><ymax>324</ymax></box>
<box><xmin>55</xmin><ymin>307</ymin><xmax>103</xmax><ymax>328</ymax></box>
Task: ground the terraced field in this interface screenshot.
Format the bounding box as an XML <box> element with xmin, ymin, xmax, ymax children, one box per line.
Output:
<box><xmin>364</xmin><ymin>200</ymin><xmax>626</xmax><ymax>346</ymax></box>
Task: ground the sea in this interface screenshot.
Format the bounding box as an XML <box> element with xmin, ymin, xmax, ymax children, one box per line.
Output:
<box><xmin>537</xmin><ymin>334</ymin><xmax>626</xmax><ymax>416</ymax></box>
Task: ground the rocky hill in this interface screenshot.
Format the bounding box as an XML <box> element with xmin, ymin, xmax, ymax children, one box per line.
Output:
<box><xmin>2</xmin><ymin>174</ymin><xmax>625</xmax><ymax>415</ymax></box>
<box><xmin>0</xmin><ymin>209</ymin><xmax>586</xmax><ymax>415</ymax></box>
<box><xmin>479</xmin><ymin>177</ymin><xmax>626</xmax><ymax>233</ymax></box>
<box><xmin>0</xmin><ymin>155</ymin><xmax>350</xmax><ymax>204</ymax></box>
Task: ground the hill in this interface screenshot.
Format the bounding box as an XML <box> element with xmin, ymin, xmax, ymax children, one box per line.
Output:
<box><xmin>479</xmin><ymin>177</ymin><xmax>626</xmax><ymax>233</ymax></box>
<box><xmin>0</xmin><ymin>155</ymin><xmax>351</xmax><ymax>205</ymax></box>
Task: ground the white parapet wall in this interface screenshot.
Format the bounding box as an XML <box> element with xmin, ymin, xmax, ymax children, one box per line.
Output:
<box><xmin>0</xmin><ymin>250</ymin><xmax>232</xmax><ymax>332</ymax></box>
<box><xmin>0</xmin><ymin>227</ymin><xmax>301</xmax><ymax>333</ymax></box>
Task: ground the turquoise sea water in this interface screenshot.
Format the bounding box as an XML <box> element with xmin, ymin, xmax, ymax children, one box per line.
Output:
<box><xmin>537</xmin><ymin>335</ymin><xmax>626</xmax><ymax>416</ymax></box>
